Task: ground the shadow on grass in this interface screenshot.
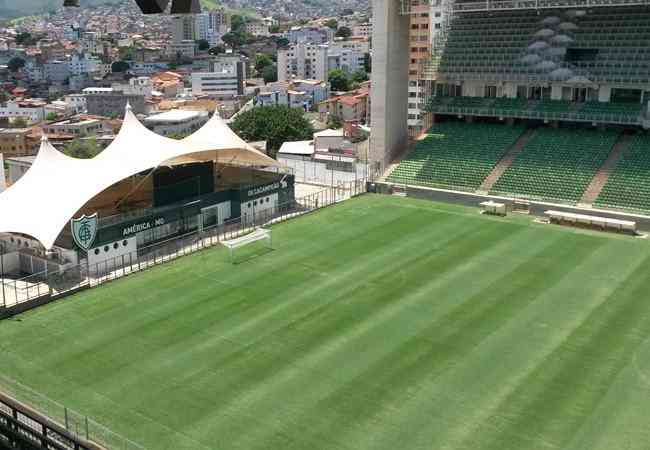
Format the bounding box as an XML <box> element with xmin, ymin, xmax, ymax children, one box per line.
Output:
<box><xmin>231</xmin><ymin>246</ymin><xmax>275</xmax><ymax>265</ymax></box>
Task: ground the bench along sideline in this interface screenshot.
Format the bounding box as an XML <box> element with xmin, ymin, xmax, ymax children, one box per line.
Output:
<box><xmin>222</xmin><ymin>227</ymin><xmax>272</xmax><ymax>262</ymax></box>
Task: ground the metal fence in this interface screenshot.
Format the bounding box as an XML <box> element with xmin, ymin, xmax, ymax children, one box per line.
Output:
<box><xmin>0</xmin><ymin>374</ymin><xmax>142</xmax><ymax>450</ymax></box>
<box><xmin>1</xmin><ymin>181</ymin><xmax>366</xmax><ymax>312</ymax></box>
<box><xmin>278</xmin><ymin>157</ymin><xmax>370</xmax><ymax>186</ymax></box>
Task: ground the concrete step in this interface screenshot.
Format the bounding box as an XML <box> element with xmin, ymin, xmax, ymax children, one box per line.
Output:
<box><xmin>478</xmin><ymin>128</ymin><xmax>536</xmax><ymax>192</ymax></box>
<box><xmin>580</xmin><ymin>132</ymin><xmax>632</xmax><ymax>204</ymax></box>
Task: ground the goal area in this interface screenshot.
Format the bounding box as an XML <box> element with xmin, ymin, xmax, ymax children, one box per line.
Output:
<box><xmin>222</xmin><ymin>227</ymin><xmax>272</xmax><ymax>263</ymax></box>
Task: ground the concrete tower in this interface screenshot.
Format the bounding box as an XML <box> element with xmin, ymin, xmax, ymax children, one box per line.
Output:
<box><xmin>369</xmin><ymin>0</ymin><xmax>410</xmax><ymax>171</ymax></box>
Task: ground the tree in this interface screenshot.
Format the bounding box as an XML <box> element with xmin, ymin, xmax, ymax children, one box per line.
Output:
<box><xmin>196</xmin><ymin>39</ymin><xmax>210</xmax><ymax>51</ymax></box>
<box><xmin>335</xmin><ymin>26</ymin><xmax>352</xmax><ymax>39</ymax></box>
<box><xmin>328</xmin><ymin>69</ymin><xmax>350</xmax><ymax>91</ymax></box>
<box><xmin>327</xmin><ymin>114</ymin><xmax>343</xmax><ymax>129</ymax></box>
<box><xmin>231</xmin><ymin>14</ymin><xmax>245</xmax><ymax>33</ymax></box>
<box><xmin>269</xmin><ymin>24</ymin><xmax>281</xmax><ymax>33</ymax></box>
<box><xmin>351</xmin><ymin>69</ymin><xmax>368</xmax><ymax>83</ymax></box>
<box><xmin>254</xmin><ymin>54</ymin><xmax>274</xmax><ymax>74</ymax></box>
<box><xmin>324</xmin><ymin>19</ymin><xmax>338</xmax><ymax>30</ymax></box>
<box><xmin>231</xmin><ymin>105</ymin><xmax>314</xmax><ymax>158</ymax></box>
<box><xmin>363</xmin><ymin>52</ymin><xmax>371</xmax><ymax>73</ymax></box>
<box><xmin>276</xmin><ymin>37</ymin><xmax>290</xmax><ymax>48</ymax></box>
<box><xmin>111</xmin><ymin>60</ymin><xmax>130</xmax><ymax>73</ymax></box>
<box><xmin>167</xmin><ymin>132</ymin><xmax>189</xmax><ymax>140</ymax></box>
<box><xmin>45</xmin><ymin>112</ymin><xmax>58</xmax><ymax>121</ymax></box>
<box><xmin>9</xmin><ymin>117</ymin><xmax>28</xmax><ymax>128</ymax></box>
<box><xmin>7</xmin><ymin>57</ymin><xmax>25</xmax><ymax>73</ymax></box>
<box><xmin>209</xmin><ymin>45</ymin><xmax>225</xmax><ymax>55</ymax></box>
<box><xmin>15</xmin><ymin>32</ymin><xmax>33</xmax><ymax>46</ymax></box>
<box><xmin>262</xmin><ymin>65</ymin><xmax>277</xmax><ymax>83</ymax></box>
<box><xmin>222</xmin><ymin>30</ymin><xmax>253</xmax><ymax>48</ymax></box>
<box><xmin>63</xmin><ymin>137</ymin><xmax>101</xmax><ymax>159</ymax></box>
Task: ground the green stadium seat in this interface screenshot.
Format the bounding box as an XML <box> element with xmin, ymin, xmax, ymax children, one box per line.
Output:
<box><xmin>490</xmin><ymin>128</ymin><xmax>620</xmax><ymax>203</ymax></box>
<box><xmin>388</xmin><ymin>122</ymin><xmax>525</xmax><ymax>191</ymax></box>
<box><xmin>595</xmin><ymin>134</ymin><xmax>650</xmax><ymax>212</ymax></box>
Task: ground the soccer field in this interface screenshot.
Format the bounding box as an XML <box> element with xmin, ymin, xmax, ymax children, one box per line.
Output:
<box><xmin>2</xmin><ymin>194</ymin><xmax>650</xmax><ymax>450</ymax></box>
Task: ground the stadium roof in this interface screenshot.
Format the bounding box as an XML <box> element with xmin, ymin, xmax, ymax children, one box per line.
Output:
<box><xmin>0</xmin><ymin>104</ymin><xmax>278</xmax><ymax>250</ymax></box>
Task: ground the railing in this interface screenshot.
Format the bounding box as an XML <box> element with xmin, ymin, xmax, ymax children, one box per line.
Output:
<box><xmin>0</xmin><ymin>374</ymin><xmax>142</xmax><ymax>450</ymax></box>
<box><xmin>453</xmin><ymin>0</ymin><xmax>650</xmax><ymax>12</ymax></box>
<box><xmin>425</xmin><ymin>104</ymin><xmax>643</xmax><ymax>125</ymax></box>
<box><xmin>436</xmin><ymin>69</ymin><xmax>650</xmax><ymax>85</ymax></box>
<box><xmin>1</xmin><ymin>182</ymin><xmax>367</xmax><ymax>312</ymax></box>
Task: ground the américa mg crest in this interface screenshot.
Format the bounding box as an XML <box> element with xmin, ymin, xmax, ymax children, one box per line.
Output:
<box><xmin>71</xmin><ymin>213</ymin><xmax>98</xmax><ymax>251</ymax></box>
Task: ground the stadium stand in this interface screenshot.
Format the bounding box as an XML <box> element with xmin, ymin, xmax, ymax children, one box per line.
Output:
<box><xmin>534</xmin><ymin>99</ymin><xmax>573</xmax><ymax>114</ymax></box>
<box><xmin>387</xmin><ymin>121</ymin><xmax>525</xmax><ymax>190</ymax></box>
<box><xmin>594</xmin><ymin>133</ymin><xmax>650</xmax><ymax>212</ymax></box>
<box><xmin>426</xmin><ymin>95</ymin><xmax>645</xmax><ymax>125</ymax></box>
<box><xmin>491</xmin><ymin>127</ymin><xmax>620</xmax><ymax>203</ymax></box>
<box><xmin>439</xmin><ymin>7</ymin><xmax>650</xmax><ymax>85</ymax></box>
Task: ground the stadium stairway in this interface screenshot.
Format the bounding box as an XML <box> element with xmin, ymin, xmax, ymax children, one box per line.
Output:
<box><xmin>579</xmin><ymin>132</ymin><xmax>633</xmax><ymax>206</ymax></box>
<box><xmin>478</xmin><ymin>128</ymin><xmax>536</xmax><ymax>193</ymax></box>
<box><xmin>490</xmin><ymin>127</ymin><xmax>620</xmax><ymax>204</ymax></box>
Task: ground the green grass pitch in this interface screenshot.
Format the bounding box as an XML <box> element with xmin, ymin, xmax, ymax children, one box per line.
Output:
<box><xmin>2</xmin><ymin>194</ymin><xmax>650</xmax><ymax>450</ymax></box>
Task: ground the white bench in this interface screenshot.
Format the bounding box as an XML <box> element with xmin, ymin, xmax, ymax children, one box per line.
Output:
<box><xmin>545</xmin><ymin>210</ymin><xmax>636</xmax><ymax>234</ymax></box>
<box><xmin>222</xmin><ymin>228</ymin><xmax>272</xmax><ymax>262</ymax></box>
<box><xmin>480</xmin><ymin>201</ymin><xmax>507</xmax><ymax>216</ymax></box>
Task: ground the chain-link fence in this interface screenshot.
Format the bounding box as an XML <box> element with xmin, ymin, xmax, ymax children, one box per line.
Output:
<box><xmin>1</xmin><ymin>181</ymin><xmax>366</xmax><ymax>311</ymax></box>
<box><xmin>0</xmin><ymin>374</ymin><xmax>143</xmax><ymax>450</ymax></box>
<box><xmin>278</xmin><ymin>157</ymin><xmax>370</xmax><ymax>186</ymax></box>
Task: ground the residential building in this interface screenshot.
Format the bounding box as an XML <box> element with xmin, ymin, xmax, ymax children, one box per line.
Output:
<box><xmin>195</xmin><ymin>8</ymin><xmax>230</xmax><ymax>45</ymax></box>
<box><xmin>69</xmin><ymin>52</ymin><xmax>102</xmax><ymax>76</ymax></box>
<box><xmin>24</xmin><ymin>61</ymin><xmax>46</xmax><ymax>83</ymax></box>
<box><xmin>327</xmin><ymin>38</ymin><xmax>370</xmax><ymax>74</ymax></box>
<box><xmin>44</xmin><ymin>60</ymin><xmax>70</xmax><ymax>83</ymax></box>
<box><xmin>172</xmin><ymin>15</ymin><xmax>197</xmax><ymax>43</ymax></box>
<box><xmin>152</xmin><ymin>71</ymin><xmax>184</xmax><ymax>98</ymax></box>
<box><xmin>256</xmin><ymin>79</ymin><xmax>328</xmax><ymax>110</ymax></box>
<box><xmin>318</xmin><ymin>82</ymin><xmax>371</xmax><ymax>124</ymax></box>
<box><xmin>0</xmin><ymin>129</ymin><xmax>36</xmax><ymax>157</ymax></box>
<box><xmin>84</xmin><ymin>89</ymin><xmax>146</xmax><ymax>116</ymax></box>
<box><xmin>5</xmin><ymin>155</ymin><xmax>36</xmax><ymax>185</ymax></box>
<box><xmin>64</xmin><ymin>94</ymin><xmax>87</xmax><ymax>114</ymax></box>
<box><xmin>0</xmin><ymin>100</ymin><xmax>47</xmax><ymax>122</ymax></box>
<box><xmin>285</xmin><ymin>26</ymin><xmax>333</xmax><ymax>44</ymax></box>
<box><xmin>43</xmin><ymin>116</ymin><xmax>108</xmax><ymax>137</ymax></box>
<box><xmin>406</xmin><ymin>0</ymin><xmax>445</xmax><ymax>130</ymax></box>
<box><xmin>64</xmin><ymin>24</ymin><xmax>82</xmax><ymax>41</ymax></box>
<box><xmin>167</xmin><ymin>40</ymin><xmax>196</xmax><ymax>59</ymax></box>
<box><xmin>130</xmin><ymin>62</ymin><xmax>169</xmax><ymax>76</ymax></box>
<box><xmin>353</xmin><ymin>22</ymin><xmax>373</xmax><ymax>39</ymax></box>
<box><xmin>191</xmin><ymin>57</ymin><xmax>246</xmax><ymax>99</ymax></box>
<box><xmin>278</xmin><ymin>43</ymin><xmax>328</xmax><ymax>82</ymax></box>
<box><xmin>112</xmin><ymin>77</ymin><xmax>154</xmax><ymax>97</ymax></box>
<box><xmin>143</xmin><ymin>110</ymin><xmax>209</xmax><ymax>136</ymax></box>
<box><xmin>244</xmin><ymin>21</ymin><xmax>270</xmax><ymax>37</ymax></box>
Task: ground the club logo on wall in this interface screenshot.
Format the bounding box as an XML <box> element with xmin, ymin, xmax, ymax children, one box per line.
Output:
<box><xmin>71</xmin><ymin>213</ymin><xmax>98</xmax><ymax>251</ymax></box>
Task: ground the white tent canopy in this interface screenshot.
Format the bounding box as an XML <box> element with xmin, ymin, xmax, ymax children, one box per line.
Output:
<box><xmin>0</xmin><ymin>105</ymin><xmax>279</xmax><ymax>250</ymax></box>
